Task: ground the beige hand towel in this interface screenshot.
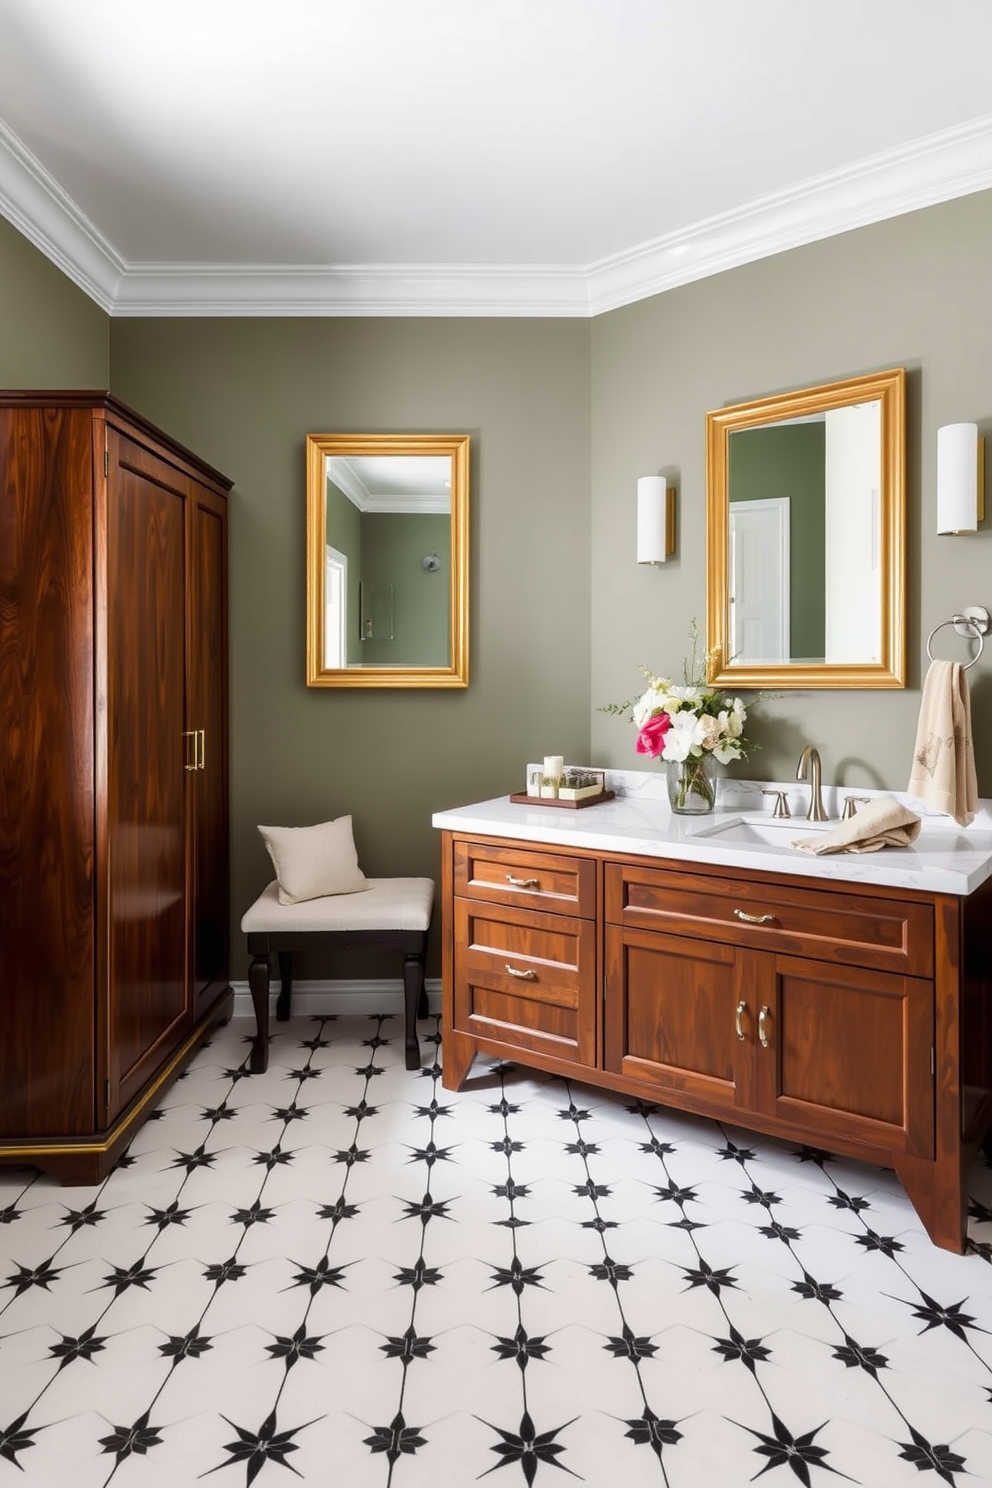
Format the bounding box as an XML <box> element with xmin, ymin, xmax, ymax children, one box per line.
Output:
<box><xmin>792</xmin><ymin>796</ymin><xmax>921</xmax><ymax>855</ymax></box>
<box><xmin>907</xmin><ymin>659</ymin><xmax>978</xmax><ymax>827</ymax></box>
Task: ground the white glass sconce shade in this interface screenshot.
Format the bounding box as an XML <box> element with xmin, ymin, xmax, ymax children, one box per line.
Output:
<box><xmin>637</xmin><ymin>476</ymin><xmax>674</xmax><ymax>563</ymax></box>
<box><xmin>937</xmin><ymin>423</ymin><xmax>985</xmax><ymax>534</ymax></box>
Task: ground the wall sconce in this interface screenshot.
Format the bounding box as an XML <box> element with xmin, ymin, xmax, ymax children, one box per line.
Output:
<box><xmin>636</xmin><ymin>476</ymin><xmax>675</xmax><ymax>563</ymax></box>
<box><xmin>937</xmin><ymin>423</ymin><xmax>985</xmax><ymax>534</ymax></box>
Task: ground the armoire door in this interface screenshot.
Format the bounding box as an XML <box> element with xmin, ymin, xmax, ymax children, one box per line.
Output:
<box><xmin>188</xmin><ymin>482</ymin><xmax>229</xmax><ymax>1012</ymax></box>
<box><xmin>104</xmin><ymin>430</ymin><xmax>190</xmax><ymax>1120</ymax></box>
<box><xmin>0</xmin><ymin>404</ymin><xmax>97</xmax><ymax>1137</ymax></box>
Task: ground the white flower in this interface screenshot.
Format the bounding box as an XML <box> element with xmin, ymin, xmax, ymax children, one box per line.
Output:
<box><xmin>661</xmin><ymin>710</ymin><xmax>705</xmax><ymax>762</ymax></box>
<box><xmin>665</xmin><ymin>684</ymin><xmax>705</xmax><ymax>710</ymax></box>
<box><xmin>632</xmin><ymin>684</ymin><xmax>670</xmax><ymax>727</ymax></box>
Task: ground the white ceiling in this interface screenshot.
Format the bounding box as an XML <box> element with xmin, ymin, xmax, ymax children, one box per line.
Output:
<box><xmin>2</xmin><ymin>0</ymin><xmax>992</xmax><ymax>317</ymax></box>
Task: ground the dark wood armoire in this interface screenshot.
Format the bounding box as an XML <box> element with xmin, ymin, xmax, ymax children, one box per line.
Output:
<box><xmin>0</xmin><ymin>392</ymin><xmax>232</xmax><ymax>1182</ymax></box>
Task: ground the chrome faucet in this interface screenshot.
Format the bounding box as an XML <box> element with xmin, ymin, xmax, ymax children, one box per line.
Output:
<box><xmin>796</xmin><ymin>745</ymin><xmax>828</xmax><ymax>821</ymax></box>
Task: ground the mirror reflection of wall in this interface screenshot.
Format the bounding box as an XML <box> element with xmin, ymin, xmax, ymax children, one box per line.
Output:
<box><xmin>727</xmin><ymin>400</ymin><xmax>882</xmax><ymax>667</ymax></box>
<box><xmin>324</xmin><ymin>455</ymin><xmax>451</xmax><ymax>669</ymax></box>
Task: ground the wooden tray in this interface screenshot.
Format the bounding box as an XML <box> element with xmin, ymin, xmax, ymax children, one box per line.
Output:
<box><xmin>508</xmin><ymin>790</ymin><xmax>615</xmax><ymax>810</ymax></box>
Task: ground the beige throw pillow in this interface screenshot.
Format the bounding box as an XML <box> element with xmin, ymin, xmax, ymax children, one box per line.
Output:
<box><xmin>257</xmin><ymin>817</ymin><xmax>370</xmax><ymax>904</ymax></box>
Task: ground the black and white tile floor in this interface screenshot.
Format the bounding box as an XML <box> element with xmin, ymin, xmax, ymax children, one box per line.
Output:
<box><xmin>4</xmin><ymin>1013</ymin><xmax>992</xmax><ymax>1487</ymax></box>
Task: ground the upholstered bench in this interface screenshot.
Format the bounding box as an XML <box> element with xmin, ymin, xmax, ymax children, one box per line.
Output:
<box><xmin>241</xmin><ymin>877</ymin><xmax>435</xmax><ymax>1074</ymax></box>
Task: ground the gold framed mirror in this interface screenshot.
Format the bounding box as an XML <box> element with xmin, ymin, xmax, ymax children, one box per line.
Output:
<box><xmin>706</xmin><ymin>367</ymin><xmax>906</xmax><ymax>690</ymax></box>
<box><xmin>306</xmin><ymin>432</ymin><xmax>470</xmax><ymax>688</ymax></box>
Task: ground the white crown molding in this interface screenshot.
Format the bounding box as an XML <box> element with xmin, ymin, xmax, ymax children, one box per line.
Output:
<box><xmin>586</xmin><ymin>114</ymin><xmax>992</xmax><ymax>316</ymax></box>
<box><xmin>2</xmin><ymin>113</ymin><xmax>992</xmax><ymax>318</ymax></box>
<box><xmin>109</xmin><ymin>262</ymin><xmax>593</xmax><ymax>317</ymax></box>
<box><xmin>328</xmin><ymin>456</ymin><xmax>449</xmax><ymax>514</ymax></box>
<box><xmin>0</xmin><ymin>117</ymin><xmax>124</xmax><ymax>313</ymax></box>
<box><xmin>364</xmin><ymin>496</ymin><xmax>450</xmax><ymax>514</ymax></box>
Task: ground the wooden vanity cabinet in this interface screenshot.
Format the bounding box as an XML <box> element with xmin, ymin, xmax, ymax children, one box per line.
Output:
<box><xmin>603</xmin><ymin>863</ymin><xmax>935</xmax><ymax>1160</ymax></box>
<box><xmin>440</xmin><ymin>828</ymin><xmax>992</xmax><ymax>1252</ymax></box>
<box><xmin>0</xmin><ymin>393</ymin><xmax>232</xmax><ymax>1182</ymax></box>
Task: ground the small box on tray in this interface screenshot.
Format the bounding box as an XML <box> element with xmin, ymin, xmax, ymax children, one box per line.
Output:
<box><xmin>557</xmin><ymin>768</ymin><xmax>606</xmax><ymax>801</ymax></box>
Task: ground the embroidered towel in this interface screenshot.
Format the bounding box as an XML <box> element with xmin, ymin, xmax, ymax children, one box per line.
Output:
<box><xmin>907</xmin><ymin>659</ymin><xmax>978</xmax><ymax>826</ymax></box>
<box><xmin>792</xmin><ymin>796</ymin><xmax>921</xmax><ymax>855</ymax></box>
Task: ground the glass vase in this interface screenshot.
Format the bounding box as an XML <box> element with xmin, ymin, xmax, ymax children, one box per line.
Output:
<box><xmin>666</xmin><ymin>754</ymin><xmax>717</xmax><ymax>815</ymax></box>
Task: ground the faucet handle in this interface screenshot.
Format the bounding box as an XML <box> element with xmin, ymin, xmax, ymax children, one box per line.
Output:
<box><xmin>841</xmin><ymin>795</ymin><xmax>871</xmax><ymax>820</ymax></box>
<box><xmin>761</xmin><ymin>789</ymin><xmax>791</xmax><ymax>819</ymax></box>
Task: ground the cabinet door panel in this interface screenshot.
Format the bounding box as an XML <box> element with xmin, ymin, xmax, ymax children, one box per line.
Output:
<box><xmin>188</xmin><ymin>487</ymin><xmax>229</xmax><ymax>1011</ymax></box>
<box><xmin>106</xmin><ymin>435</ymin><xmax>189</xmax><ymax>1117</ymax></box>
<box><xmin>0</xmin><ymin>407</ymin><xmax>96</xmax><ymax>1135</ymax></box>
<box><xmin>453</xmin><ymin>899</ymin><xmax>596</xmax><ymax>1065</ymax></box>
<box><xmin>604</xmin><ymin>925</ymin><xmax>748</xmax><ymax>1112</ymax></box>
<box><xmin>757</xmin><ymin>954</ymin><xmax>934</xmax><ymax>1157</ymax></box>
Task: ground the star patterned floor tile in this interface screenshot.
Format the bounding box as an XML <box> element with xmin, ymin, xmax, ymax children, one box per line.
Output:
<box><xmin>4</xmin><ymin>1011</ymin><xmax>992</xmax><ymax>1487</ymax></box>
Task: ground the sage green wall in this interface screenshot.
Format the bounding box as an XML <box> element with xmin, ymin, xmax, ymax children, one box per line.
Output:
<box><xmin>591</xmin><ymin>188</ymin><xmax>992</xmax><ymax>797</ymax></box>
<box><xmin>109</xmin><ymin>318</ymin><xmax>592</xmax><ymax>974</ymax></box>
<box><xmin>729</xmin><ymin>423</ymin><xmax>825</xmax><ymax>659</ymax></box>
<box><xmin>0</xmin><ymin>216</ymin><xmax>109</xmax><ymax>385</ymax></box>
<box><xmin>361</xmin><ymin>513</ymin><xmax>450</xmax><ymax>666</ymax></box>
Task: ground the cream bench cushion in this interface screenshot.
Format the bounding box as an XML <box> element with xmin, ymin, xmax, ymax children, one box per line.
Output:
<box><xmin>241</xmin><ymin>877</ymin><xmax>434</xmax><ymax>935</ymax></box>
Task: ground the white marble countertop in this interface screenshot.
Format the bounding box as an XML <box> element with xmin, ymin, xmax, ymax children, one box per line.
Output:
<box><xmin>432</xmin><ymin>770</ymin><xmax>992</xmax><ymax>896</ymax></box>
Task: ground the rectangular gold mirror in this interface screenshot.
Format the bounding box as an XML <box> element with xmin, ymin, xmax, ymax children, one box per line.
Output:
<box><xmin>306</xmin><ymin>433</ymin><xmax>470</xmax><ymax>688</ymax></box>
<box><xmin>706</xmin><ymin>368</ymin><xmax>906</xmax><ymax>690</ymax></box>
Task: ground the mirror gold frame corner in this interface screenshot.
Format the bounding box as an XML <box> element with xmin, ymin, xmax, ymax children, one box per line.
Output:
<box><xmin>306</xmin><ymin>432</ymin><xmax>470</xmax><ymax>688</ymax></box>
<box><xmin>705</xmin><ymin>366</ymin><xmax>906</xmax><ymax>691</ymax></box>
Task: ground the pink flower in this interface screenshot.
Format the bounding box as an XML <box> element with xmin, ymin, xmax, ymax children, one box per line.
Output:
<box><xmin>636</xmin><ymin>712</ymin><xmax>671</xmax><ymax>758</ymax></box>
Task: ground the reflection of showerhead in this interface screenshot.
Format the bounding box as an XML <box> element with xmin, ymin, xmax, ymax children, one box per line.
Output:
<box><xmin>422</xmin><ymin>552</ymin><xmax>441</xmax><ymax>572</ymax></box>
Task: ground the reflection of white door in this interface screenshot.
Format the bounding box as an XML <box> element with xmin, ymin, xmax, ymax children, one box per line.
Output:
<box><xmin>729</xmin><ymin>498</ymin><xmax>790</xmax><ymax>662</ymax></box>
<box><xmin>324</xmin><ymin>545</ymin><xmax>348</xmax><ymax>667</ymax></box>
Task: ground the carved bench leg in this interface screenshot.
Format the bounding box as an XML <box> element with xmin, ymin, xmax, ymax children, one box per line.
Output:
<box><xmin>246</xmin><ymin>932</ymin><xmax>272</xmax><ymax>1073</ymax></box>
<box><xmin>403</xmin><ymin>947</ymin><xmax>426</xmax><ymax>1070</ymax></box>
<box><xmin>276</xmin><ymin>950</ymin><xmax>294</xmax><ymax>1021</ymax></box>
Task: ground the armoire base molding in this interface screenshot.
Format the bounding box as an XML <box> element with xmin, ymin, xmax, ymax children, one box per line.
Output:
<box><xmin>0</xmin><ymin>991</ymin><xmax>234</xmax><ymax>1185</ymax></box>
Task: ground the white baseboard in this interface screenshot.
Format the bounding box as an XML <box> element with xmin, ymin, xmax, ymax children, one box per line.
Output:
<box><xmin>230</xmin><ymin>977</ymin><xmax>442</xmax><ymax>1020</ymax></box>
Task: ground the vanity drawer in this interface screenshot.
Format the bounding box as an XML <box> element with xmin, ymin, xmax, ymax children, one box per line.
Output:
<box><xmin>452</xmin><ymin>898</ymin><xmax>597</xmax><ymax>1066</ymax></box>
<box><xmin>605</xmin><ymin>862</ymin><xmax>933</xmax><ymax>977</ymax></box>
<box><xmin>453</xmin><ymin>839</ymin><xmax>596</xmax><ymax>918</ymax></box>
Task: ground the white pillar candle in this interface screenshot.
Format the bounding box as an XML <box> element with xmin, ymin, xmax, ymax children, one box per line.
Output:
<box><xmin>543</xmin><ymin>755</ymin><xmax>564</xmax><ymax>779</ymax></box>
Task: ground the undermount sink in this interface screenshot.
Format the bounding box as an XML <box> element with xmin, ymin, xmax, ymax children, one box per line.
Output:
<box><xmin>688</xmin><ymin>814</ymin><xmax>835</xmax><ymax>850</ymax></box>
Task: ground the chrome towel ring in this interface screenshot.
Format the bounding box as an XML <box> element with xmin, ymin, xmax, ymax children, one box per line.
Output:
<box><xmin>926</xmin><ymin>604</ymin><xmax>990</xmax><ymax>670</ymax></box>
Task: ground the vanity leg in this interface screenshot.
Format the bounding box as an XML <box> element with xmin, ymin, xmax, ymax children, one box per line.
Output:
<box><xmin>441</xmin><ymin>1028</ymin><xmax>476</xmax><ymax>1090</ymax></box>
<box><xmin>895</xmin><ymin>1154</ymin><xmax>966</xmax><ymax>1254</ymax></box>
<box><xmin>246</xmin><ymin>932</ymin><xmax>272</xmax><ymax>1074</ymax></box>
<box><xmin>276</xmin><ymin>950</ymin><xmax>294</xmax><ymax>1021</ymax></box>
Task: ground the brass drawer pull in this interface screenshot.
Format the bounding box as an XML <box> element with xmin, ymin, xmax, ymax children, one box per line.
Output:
<box><xmin>735</xmin><ymin>1000</ymin><xmax>747</xmax><ymax>1041</ymax></box>
<box><xmin>505</xmin><ymin>965</ymin><xmax>537</xmax><ymax>980</ymax></box>
<box><xmin>734</xmin><ymin>909</ymin><xmax>775</xmax><ymax>925</ymax></box>
<box><xmin>506</xmin><ymin>874</ymin><xmax>539</xmax><ymax>888</ymax></box>
<box><xmin>758</xmin><ymin>1006</ymin><xmax>771</xmax><ymax>1048</ymax></box>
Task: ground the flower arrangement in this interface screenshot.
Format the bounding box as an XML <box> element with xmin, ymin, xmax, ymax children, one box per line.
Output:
<box><xmin>602</xmin><ymin>622</ymin><xmax>753</xmax><ymax>812</ymax></box>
